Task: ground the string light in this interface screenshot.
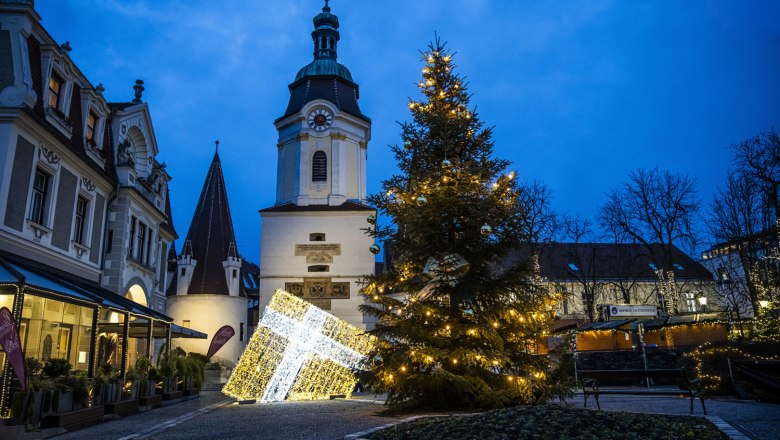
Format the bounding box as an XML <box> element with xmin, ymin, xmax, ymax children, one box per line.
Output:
<box><xmin>223</xmin><ymin>289</ymin><xmax>375</xmax><ymax>402</ymax></box>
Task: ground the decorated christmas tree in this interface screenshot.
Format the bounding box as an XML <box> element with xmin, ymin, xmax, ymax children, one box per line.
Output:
<box><xmin>361</xmin><ymin>39</ymin><xmax>568</xmax><ymax>410</ymax></box>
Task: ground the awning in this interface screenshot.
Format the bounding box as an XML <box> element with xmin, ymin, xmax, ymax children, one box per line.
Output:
<box><xmin>0</xmin><ymin>252</ymin><xmax>172</xmax><ymax>322</ymax></box>
<box><xmin>577</xmin><ymin>319</ymin><xmax>634</xmax><ymax>332</ymax></box>
<box><xmin>170</xmin><ymin>324</ymin><xmax>208</xmax><ymax>339</ymax></box>
<box><xmin>95</xmin><ymin>322</ymin><xmax>206</xmax><ymax>339</ymax></box>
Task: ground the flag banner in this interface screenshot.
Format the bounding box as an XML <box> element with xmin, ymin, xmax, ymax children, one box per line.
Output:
<box><xmin>0</xmin><ymin>307</ymin><xmax>25</xmax><ymax>387</ymax></box>
<box><xmin>223</xmin><ymin>289</ymin><xmax>375</xmax><ymax>402</ymax></box>
<box><xmin>206</xmin><ymin>325</ymin><xmax>235</xmax><ymax>360</ymax></box>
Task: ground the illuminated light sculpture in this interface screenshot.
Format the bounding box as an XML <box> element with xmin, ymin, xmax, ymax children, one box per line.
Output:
<box><xmin>223</xmin><ymin>289</ymin><xmax>375</xmax><ymax>402</ymax></box>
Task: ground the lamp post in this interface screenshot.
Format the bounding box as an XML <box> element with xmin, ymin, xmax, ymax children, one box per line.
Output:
<box><xmin>759</xmin><ymin>299</ymin><xmax>769</xmax><ymax>309</ymax></box>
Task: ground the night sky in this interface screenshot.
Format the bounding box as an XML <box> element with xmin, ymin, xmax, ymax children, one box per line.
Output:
<box><xmin>35</xmin><ymin>1</ymin><xmax>780</xmax><ymax>264</ymax></box>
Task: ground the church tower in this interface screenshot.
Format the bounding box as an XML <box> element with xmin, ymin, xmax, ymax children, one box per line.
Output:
<box><xmin>167</xmin><ymin>146</ymin><xmax>248</xmax><ymax>361</ymax></box>
<box><xmin>258</xmin><ymin>2</ymin><xmax>377</xmax><ymax>329</ymax></box>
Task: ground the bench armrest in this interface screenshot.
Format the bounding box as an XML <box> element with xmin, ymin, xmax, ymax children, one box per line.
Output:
<box><xmin>582</xmin><ymin>378</ymin><xmax>599</xmax><ymax>391</ymax></box>
<box><xmin>687</xmin><ymin>378</ymin><xmax>703</xmax><ymax>393</ymax></box>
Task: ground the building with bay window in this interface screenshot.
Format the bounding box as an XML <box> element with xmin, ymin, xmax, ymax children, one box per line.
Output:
<box><xmin>0</xmin><ymin>0</ymin><xmax>203</xmax><ymax>416</ymax></box>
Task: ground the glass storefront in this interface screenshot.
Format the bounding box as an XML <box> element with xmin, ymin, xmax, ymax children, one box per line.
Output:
<box><xmin>19</xmin><ymin>294</ymin><xmax>95</xmax><ymax>372</ymax></box>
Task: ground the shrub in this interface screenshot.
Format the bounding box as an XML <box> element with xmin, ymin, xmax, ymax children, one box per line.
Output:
<box><xmin>43</xmin><ymin>358</ymin><xmax>71</xmax><ymax>378</ymax></box>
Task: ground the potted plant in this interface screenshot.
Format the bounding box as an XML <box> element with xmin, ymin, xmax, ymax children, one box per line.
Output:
<box><xmin>156</xmin><ymin>347</ymin><xmax>183</xmax><ymax>400</ymax></box>
<box><xmin>180</xmin><ymin>353</ymin><xmax>205</xmax><ymax>396</ymax></box>
<box><xmin>133</xmin><ymin>356</ymin><xmax>162</xmax><ymax>408</ymax></box>
<box><xmin>8</xmin><ymin>358</ymin><xmax>51</xmax><ymax>430</ymax></box>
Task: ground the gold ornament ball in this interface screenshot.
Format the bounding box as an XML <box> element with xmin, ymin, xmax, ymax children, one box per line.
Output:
<box><xmin>416</xmin><ymin>195</ymin><xmax>427</xmax><ymax>206</ymax></box>
<box><xmin>369</xmin><ymin>244</ymin><xmax>381</xmax><ymax>255</ymax></box>
<box><xmin>481</xmin><ymin>224</ymin><xmax>492</xmax><ymax>236</ymax></box>
<box><xmin>367</xmin><ymin>214</ymin><xmax>377</xmax><ymax>225</ymax></box>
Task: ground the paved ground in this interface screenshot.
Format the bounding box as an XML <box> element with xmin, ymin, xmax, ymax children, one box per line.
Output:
<box><xmin>51</xmin><ymin>391</ymin><xmax>780</xmax><ymax>440</ymax></box>
<box><xmin>53</xmin><ymin>392</ymin><xmax>400</xmax><ymax>440</ymax></box>
<box><xmin>560</xmin><ymin>394</ymin><xmax>780</xmax><ymax>440</ymax></box>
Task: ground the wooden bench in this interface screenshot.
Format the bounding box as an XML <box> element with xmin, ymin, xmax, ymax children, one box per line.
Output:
<box><xmin>578</xmin><ymin>368</ymin><xmax>706</xmax><ymax>414</ymax></box>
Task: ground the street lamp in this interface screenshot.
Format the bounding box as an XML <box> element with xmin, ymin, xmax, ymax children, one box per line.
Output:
<box><xmin>697</xmin><ymin>294</ymin><xmax>708</xmax><ymax>313</ymax></box>
<box><xmin>759</xmin><ymin>299</ymin><xmax>769</xmax><ymax>309</ymax></box>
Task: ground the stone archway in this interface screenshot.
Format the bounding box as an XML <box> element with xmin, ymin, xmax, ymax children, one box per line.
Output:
<box><xmin>125</xmin><ymin>284</ymin><xmax>148</xmax><ymax>307</ymax></box>
<box><xmin>123</xmin><ymin>278</ymin><xmax>149</xmax><ymax>307</ymax></box>
<box><xmin>124</xmin><ymin>280</ymin><xmax>150</xmax><ymax>366</ymax></box>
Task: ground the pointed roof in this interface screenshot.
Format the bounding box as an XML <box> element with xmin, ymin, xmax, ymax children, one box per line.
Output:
<box><xmin>160</xmin><ymin>187</ymin><xmax>178</xmax><ymax>237</ymax></box>
<box><xmin>182</xmin><ymin>149</ymin><xmax>239</xmax><ymax>295</ymax></box>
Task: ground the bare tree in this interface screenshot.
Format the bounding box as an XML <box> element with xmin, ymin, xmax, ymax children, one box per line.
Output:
<box><xmin>709</xmin><ymin>171</ymin><xmax>775</xmax><ymax>315</ymax></box>
<box><xmin>732</xmin><ymin>128</ymin><xmax>780</xmax><ymax>219</ymax></box>
<box><xmin>517</xmin><ymin>180</ymin><xmax>559</xmax><ymax>245</ymax></box>
<box><xmin>598</xmin><ymin>167</ymin><xmax>701</xmax><ymax>313</ymax></box>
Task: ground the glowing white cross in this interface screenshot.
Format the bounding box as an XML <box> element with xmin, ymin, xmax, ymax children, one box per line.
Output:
<box><xmin>259</xmin><ymin>305</ymin><xmax>367</xmax><ymax>402</ymax></box>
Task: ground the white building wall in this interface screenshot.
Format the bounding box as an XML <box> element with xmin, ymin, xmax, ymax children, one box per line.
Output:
<box><xmin>259</xmin><ymin>210</ymin><xmax>376</xmax><ymax>329</ymax></box>
<box><xmin>166</xmin><ymin>294</ymin><xmax>247</xmax><ymax>363</ymax></box>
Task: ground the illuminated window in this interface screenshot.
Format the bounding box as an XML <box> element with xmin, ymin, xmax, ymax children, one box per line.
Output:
<box><xmin>312</xmin><ymin>151</ymin><xmax>327</xmax><ymax>182</ymax></box>
<box><xmin>48</xmin><ymin>72</ymin><xmax>63</xmax><ymax>109</ymax></box>
<box><xmin>182</xmin><ymin>320</ymin><xmax>190</xmax><ymax>328</ymax></box>
<box><xmin>73</xmin><ymin>196</ymin><xmax>88</xmax><ymax>244</ymax></box>
<box><xmin>86</xmin><ymin>111</ymin><xmax>98</xmax><ymax>144</ymax></box>
<box><xmin>30</xmin><ymin>169</ymin><xmax>50</xmax><ymax>225</ymax></box>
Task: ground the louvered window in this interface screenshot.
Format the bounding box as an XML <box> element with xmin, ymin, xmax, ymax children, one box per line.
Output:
<box><xmin>312</xmin><ymin>151</ymin><xmax>327</xmax><ymax>182</ymax></box>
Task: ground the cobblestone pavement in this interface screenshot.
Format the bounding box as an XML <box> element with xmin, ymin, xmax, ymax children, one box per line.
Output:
<box><xmin>560</xmin><ymin>394</ymin><xmax>780</xmax><ymax>440</ymax></box>
<box><xmin>52</xmin><ymin>392</ymin><xmax>398</xmax><ymax>440</ymax></box>
<box><xmin>51</xmin><ymin>391</ymin><xmax>780</xmax><ymax>440</ymax></box>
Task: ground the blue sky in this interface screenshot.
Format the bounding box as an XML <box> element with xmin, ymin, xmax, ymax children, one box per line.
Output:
<box><xmin>35</xmin><ymin>1</ymin><xmax>780</xmax><ymax>264</ymax></box>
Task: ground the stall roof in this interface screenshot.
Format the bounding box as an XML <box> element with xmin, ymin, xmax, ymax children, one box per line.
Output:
<box><xmin>0</xmin><ymin>252</ymin><xmax>172</xmax><ymax>322</ymax></box>
<box><xmin>577</xmin><ymin>319</ymin><xmax>634</xmax><ymax>331</ymax></box>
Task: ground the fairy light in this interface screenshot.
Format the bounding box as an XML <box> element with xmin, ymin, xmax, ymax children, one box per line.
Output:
<box><xmin>223</xmin><ymin>289</ymin><xmax>375</xmax><ymax>402</ymax></box>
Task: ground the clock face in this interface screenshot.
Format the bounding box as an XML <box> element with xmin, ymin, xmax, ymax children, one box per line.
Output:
<box><xmin>307</xmin><ymin>109</ymin><xmax>333</xmax><ymax>132</ymax></box>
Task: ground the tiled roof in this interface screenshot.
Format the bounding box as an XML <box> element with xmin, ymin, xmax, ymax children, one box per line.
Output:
<box><xmin>181</xmin><ymin>151</ymin><xmax>238</xmax><ymax>295</ymax></box>
<box><xmin>259</xmin><ymin>200</ymin><xmax>375</xmax><ymax>213</ymax></box>
<box><xmin>505</xmin><ymin>243</ymin><xmax>714</xmax><ymax>281</ymax></box>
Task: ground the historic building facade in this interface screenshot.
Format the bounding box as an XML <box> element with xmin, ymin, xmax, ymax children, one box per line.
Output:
<box><xmin>258</xmin><ymin>3</ymin><xmax>377</xmax><ymax>330</ymax></box>
<box><xmin>0</xmin><ymin>0</ymin><xmax>185</xmax><ymax>414</ymax></box>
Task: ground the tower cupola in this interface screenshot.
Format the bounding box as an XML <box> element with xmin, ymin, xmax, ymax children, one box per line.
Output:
<box><xmin>312</xmin><ymin>0</ymin><xmax>339</xmax><ymax>60</ymax></box>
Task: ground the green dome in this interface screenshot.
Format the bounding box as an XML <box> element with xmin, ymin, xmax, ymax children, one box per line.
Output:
<box><xmin>294</xmin><ymin>59</ymin><xmax>353</xmax><ymax>82</ymax></box>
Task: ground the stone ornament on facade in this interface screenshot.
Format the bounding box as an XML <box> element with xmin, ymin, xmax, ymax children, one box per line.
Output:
<box><xmin>295</xmin><ymin>243</ymin><xmax>341</xmax><ymax>264</ymax></box>
<box><xmin>38</xmin><ymin>144</ymin><xmax>60</xmax><ymax>166</ymax></box>
<box><xmin>285</xmin><ymin>278</ymin><xmax>350</xmax><ymax>310</ymax></box>
<box><xmin>116</xmin><ymin>138</ymin><xmax>135</xmax><ymax>166</ymax></box>
<box><xmin>80</xmin><ymin>176</ymin><xmax>96</xmax><ymax>192</ymax></box>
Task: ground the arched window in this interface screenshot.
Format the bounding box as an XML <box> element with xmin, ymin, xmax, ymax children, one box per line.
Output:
<box><xmin>312</xmin><ymin>151</ymin><xmax>327</xmax><ymax>182</ymax></box>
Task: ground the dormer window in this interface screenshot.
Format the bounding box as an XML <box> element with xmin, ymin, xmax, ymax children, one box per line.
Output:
<box><xmin>86</xmin><ymin>110</ymin><xmax>97</xmax><ymax>145</ymax></box>
<box><xmin>48</xmin><ymin>73</ymin><xmax>63</xmax><ymax>110</ymax></box>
